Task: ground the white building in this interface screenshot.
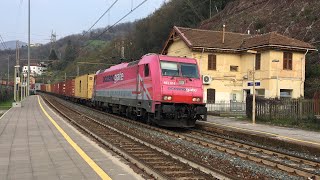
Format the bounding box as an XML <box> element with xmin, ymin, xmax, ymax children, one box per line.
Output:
<box><xmin>22</xmin><ymin>64</ymin><xmax>47</xmax><ymax>76</ymax></box>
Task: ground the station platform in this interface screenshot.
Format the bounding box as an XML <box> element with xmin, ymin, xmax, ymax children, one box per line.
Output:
<box><xmin>0</xmin><ymin>95</ymin><xmax>142</xmax><ymax>180</ymax></box>
<box><xmin>204</xmin><ymin>116</ymin><xmax>320</xmax><ymax>149</ymax></box>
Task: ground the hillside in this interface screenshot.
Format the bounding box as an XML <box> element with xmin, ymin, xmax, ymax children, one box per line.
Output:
<box><xmin>0</xmin><ymin>41</ymin><xmax>27</xmax><ymax>50</ymax></box>
<box><xmin>200</xmin><ymin>0</ymin><xmax>320</xmax><ymax>44</ymax></box>
<box><xmin>199</xmin><ymin>0</ymin><xmax>320</xmax><ymax>97</ymax></box>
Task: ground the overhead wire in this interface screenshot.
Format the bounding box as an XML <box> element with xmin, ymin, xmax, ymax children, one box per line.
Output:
<box><xmin>77</xmin><ymin>0</ymin><xmax>148</xmax><ymax>55</ymax></box>
<box><xmin>93</xmin><ymin>0</ymin><xmax>147</xmax><ymax>40</ymax></box>
<box><xmin>80</xmin><ymin>0</ymin><xmax>119</xmax><ymax>39</ymax></box>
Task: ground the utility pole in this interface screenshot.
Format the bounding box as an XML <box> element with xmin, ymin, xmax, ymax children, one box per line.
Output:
<box><xmin>209</xmin><ymin>0</ymin><xmax>212</xmax><ymax>18</ymax></box>
<box><xmin>13</xmin><ymin>41</ymin><xmax>21</xmax><ymax>107</ymax></box>
<box><xmin>272</xmin><ymin>59</ymin><xmax>280</xmax><ymax>98</ymax></box>
<box><xmin>121</xmin><ymin>40</ymin><xmax>125</xmax><ymax>60</ymax></box>
<box><xmin>7</xmin><ymin>55</ymin><xmax>10</xmax><ymax>85</ymax></box>
<box><xmin>27</xmin><ymin>0</ymin><xmax>31</xmax><ymax>96</ymax></box>
<box><xmin>247</xmin><ymin>50</ymin><xmax>257</xmax><ymax>124</ymax></box>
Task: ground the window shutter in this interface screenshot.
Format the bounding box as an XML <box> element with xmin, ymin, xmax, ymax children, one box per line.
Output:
<box><xmin>208</xmin><ymin>54</ymin><xmax>216</xmax><ymax>70</ymax></box>
<box><xmin>283</xmin><ymin>53</ymin><xmax>287</xmax><ymax>69</ymax></box>
<box><xmin>288</xmin><ymin>53</ymin><xmax>292</xmax><ymax>70</ymax></box>
<box><xmin>283</xmin><ymin>52</ymin><xmax>293</xmax><ymax>70</ymax></box>
<box><xmin>208</xmin><ymin>55</ymin><xmax>212</xmax><ymax>70</ymax></box>
<box><xmin>255</xmin><ymin>54</ymin><xmax>261</xmax><ymax>70</ymax></box>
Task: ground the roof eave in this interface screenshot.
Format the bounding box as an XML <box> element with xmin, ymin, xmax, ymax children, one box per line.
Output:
<box><xmin>240</xmin><ymin>44</ymin><xmax>317</xmax><ymax>52</ymax></box>
<box><xmin>192</xmin><ymin>46</ymin><xmax>238</xmax><ymax>53</ymax></box>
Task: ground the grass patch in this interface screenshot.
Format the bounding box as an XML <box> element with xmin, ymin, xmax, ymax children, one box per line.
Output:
<box><xmin>0</xmin><ymin>98</ymin><xmax>14</xmax><ymax>110</ymax></box>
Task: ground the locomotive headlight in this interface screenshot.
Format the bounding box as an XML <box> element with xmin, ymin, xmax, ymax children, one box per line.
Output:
<box><xmin>163</xmin><ymin>96</ymin><xmax>172</xmax><ymax>101</ymax></box>
<box><xmin>192</xmin><ymin>97</ymin><xmax>201</xmax><ymax>102</ymax></box>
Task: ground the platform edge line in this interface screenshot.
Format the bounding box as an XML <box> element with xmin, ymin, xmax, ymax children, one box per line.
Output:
<box><xmin>37</xmin><ymin>95</ymin><xmax>112</xmax><ymax>180</ymax></box>
<box><xmin>0</xmin><ymin>107</ymin><xmax>12</xmax><ymax>120</ymax></box>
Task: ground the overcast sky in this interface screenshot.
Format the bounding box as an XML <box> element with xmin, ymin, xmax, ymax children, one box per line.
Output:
<box><xmin>1</xmin><ymin>0</ymin><xmax>167</xmax><ymax>44</ymax></box>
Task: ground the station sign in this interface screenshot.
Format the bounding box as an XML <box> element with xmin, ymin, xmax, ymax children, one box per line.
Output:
<box><xmin>16</xmin><ymin>77</ymin><xmax>20</xmax><ymax>84</ymax></box>
<box><xmin>247</xmin><ymin>82</ymin><xmax>260</xmax><ymax>86</ymax></box>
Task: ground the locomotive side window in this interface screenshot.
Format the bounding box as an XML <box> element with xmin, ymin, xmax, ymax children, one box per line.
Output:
<box><xmin>181</xmin><ymin>63</ymin><xmax>199</xmax><ymax>78</ymax></box>
<box><xmin>160</xmin><ymin>61</ymin><xmax>179</xmax><ymax>76</ymax></box>
<box><xmin>144</xmin><ymin>64</ymin><xmax>150</xmax><ymax>77</ymax></box>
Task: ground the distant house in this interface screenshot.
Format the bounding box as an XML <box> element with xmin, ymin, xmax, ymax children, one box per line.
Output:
<box><xmin>162</xmin><ymin>26</ymin><xmax>316</xmax><ymax>102</ymax></box>
<box><xmin>22</xmin><ymin>63</ymin><xmax>47</xmax><ymax>77</ymax></box>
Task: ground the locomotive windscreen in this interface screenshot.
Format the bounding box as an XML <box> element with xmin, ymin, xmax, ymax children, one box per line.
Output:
<box><xmin>181</xmin><ymin>63</ymin><xmax>199</xmax><ymax>78</ymax></box>
<box><xmin>160</xmin><ymin>61</ymin><xmax>199</xmax><ymax>78</ymax></box>
<box><xmin>160</xmin><ymin>61</ymin><xmax>179</xmax><ymax>76</ymax></box>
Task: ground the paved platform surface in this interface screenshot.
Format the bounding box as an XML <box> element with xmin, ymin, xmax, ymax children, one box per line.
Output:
<box><xmin>204</xmin><ymin>116</ymin><xmax>320</xmax><ymax>148</ymax></box>
<box><xmin>0</xmin><ymin>95</ymin><xmax>142</xmax><ymax>180</ymax></box>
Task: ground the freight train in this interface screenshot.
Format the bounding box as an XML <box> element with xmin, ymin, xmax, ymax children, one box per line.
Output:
<box><xmin>40</xmin><ymin>54</ymin><xmax>207</xmax><ymax>127</ymax></box>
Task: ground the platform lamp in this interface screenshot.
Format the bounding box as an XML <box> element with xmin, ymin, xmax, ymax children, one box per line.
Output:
<box><xmin>272</xmin><ymin>59</ymin><xmax>280</xmax><ymax>99</ymax></box>
<box><xmin>247</xmin><ymin>50</ymin><xmax>257</xmax><ymax>124</ymax></box>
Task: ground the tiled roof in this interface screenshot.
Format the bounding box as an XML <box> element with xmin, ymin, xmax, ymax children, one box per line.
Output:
<box><xmin>164</xmin><ymin>26</ymin><xmax>316</xmax><ymax>52</ymax></box>
<box><xmin>175</xmin><ymin>26</ymin><xmax>251</xmax><ymax>50</ymax></box>
<box><xmin>241</xmin><ymin>32</ymin><xmax>315</xmax><ymax>49</ymax></box>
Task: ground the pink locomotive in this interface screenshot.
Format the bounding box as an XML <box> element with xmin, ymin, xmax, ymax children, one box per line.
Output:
<box><xmin>93</xmin><ymin>54</ymin><xmax>207</xmax><ymax>127</ymax></box>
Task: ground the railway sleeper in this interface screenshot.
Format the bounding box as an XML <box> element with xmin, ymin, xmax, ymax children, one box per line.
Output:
<box><xmin>116</xmin><ymin>143</ymin><xmax>137</xmax><ymax>147</ymax></box>
<box><xmin>139</xmin><ymin>157</ymin><xmax>165</xmax><ymax>161</ymax></box>
<box><xmin>163</xmin><ymin>170</ymin><xmax>198</xmax><ymax>176</ymax></box>
<box><xmin>136</xmin><ymin>154</ymin><xmax>160</xmax><ymax>158</ymax></box>
<box><xmin>277</xmin><ymin>164</ymin><xmax>319</xmax><ymax>179</ymax></box>
<box><xmin>156</xmin><ymin>167</ymin><xmax>184</xmax><ymax>171</ymax></box>
<box><xmin>124</xmin><ymin>147</ymin><xmax>145</xmax><ymax>151</ymax></box>
<box><xmin>154</xmin><ymin>165</ymin><xmax>183</xmax><ymax>169</ymax></box>
<box><xmin>133</xmin><ymin>153</ymin><xmax>156</xmax><ymax>156</ymax></box>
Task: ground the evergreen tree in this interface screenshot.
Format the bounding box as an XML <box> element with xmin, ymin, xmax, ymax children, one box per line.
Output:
<box><xmin>48</xmin><ymin>49</ymin><xmax>59</xmax><ymax>60</ymax></box>
<box><xmin>64</xmin><ymin>40</ymin><xmax>77</xmax><ymax>62</ymax></box>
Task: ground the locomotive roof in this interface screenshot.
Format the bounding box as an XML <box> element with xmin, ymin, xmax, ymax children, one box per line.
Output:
<box><xmin>103</xmin><ymin>63</ymin><xmax>129</xmax><ymax>73</ymax></box>
<box><xmin>97</xmin><ymin>54</ymin><xmax>197</xmax><ymax>74</ymax></box>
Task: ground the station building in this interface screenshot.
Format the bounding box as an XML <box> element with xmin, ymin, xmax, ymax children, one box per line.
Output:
<box><xmin>162</xmin><ymin>26</ymin><xmax>316</xmax><ymax>103</ymax></box>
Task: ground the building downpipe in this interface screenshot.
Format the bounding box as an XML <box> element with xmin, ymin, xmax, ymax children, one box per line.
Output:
<box><xmin>222</xmin><ymin>24</ymin><xmax>225</xmax><ymax>44</ymax></box>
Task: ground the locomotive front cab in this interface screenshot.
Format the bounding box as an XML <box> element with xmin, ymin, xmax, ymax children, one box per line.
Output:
<box><xmin>156</xmin><ymin>59</ymin><xmax>207</xmax><ymax>127</ymax></box>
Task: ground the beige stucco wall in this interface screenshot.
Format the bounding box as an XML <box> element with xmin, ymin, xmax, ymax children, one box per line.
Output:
<box><xmin>166</xmin><ymin>38</ymin><xmax>306</xmax><ymax>101</ymax></box>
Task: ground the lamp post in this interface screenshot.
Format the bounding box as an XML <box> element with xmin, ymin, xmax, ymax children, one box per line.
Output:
<box><xmin>247</xmin><ymin>50</ymin><xmax>257</xmax><ymax>124</ymax></box>
<box><xmin>272</xmin><ymin>59</ymin><xmax>280</xmax><ymax>99</ymax></box>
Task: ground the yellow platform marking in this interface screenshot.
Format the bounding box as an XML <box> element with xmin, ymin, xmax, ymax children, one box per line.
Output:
<box><xmin>37</xmin><ymin>96</ymin><xmax>112</xmax><ymax>180</ymax></box>
<box><xmin>207</xmin><ymin>121</ymin><xmax>320</xmax><ymax>147</ymax></box>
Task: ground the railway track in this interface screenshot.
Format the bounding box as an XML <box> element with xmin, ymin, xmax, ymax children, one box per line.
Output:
<box><xmin>42</xmin><ymin>94</ymin><xmax>231</xmax><ymax>180</ymax></box>
<box><xmin>42</xmin><ymin>94</ymin><xmax>320</xmax><ymax>179</ymax></box>
<box><xmin>179</xmin><ymin>129</ymin><xmax>320</xmax><ymax>179</ymax></box>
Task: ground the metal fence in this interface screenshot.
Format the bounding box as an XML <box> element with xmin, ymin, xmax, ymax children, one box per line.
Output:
<box><xmin>246</xmin><ymin>96</ymin><xmax>320</xmax><ymax>122</ymax></box>
<box><xmin>206</xmin><ymin>101</ymin><xmax>246</xmax><ymax>116</ymax></box>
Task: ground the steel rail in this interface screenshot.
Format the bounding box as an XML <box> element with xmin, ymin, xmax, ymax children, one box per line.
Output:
<box><xmin>42</xmin><ymin>95</ymin><xmax>230</xmax><ymax>180</ymax></box>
